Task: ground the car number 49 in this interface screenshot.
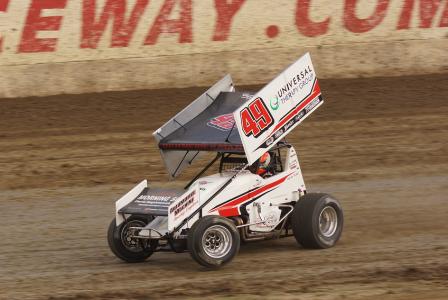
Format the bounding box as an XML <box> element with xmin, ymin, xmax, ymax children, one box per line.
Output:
<box><xmin>240</xmin><ymin>97</ymin><xmax>274</xmax><ymax>138</ymax></box>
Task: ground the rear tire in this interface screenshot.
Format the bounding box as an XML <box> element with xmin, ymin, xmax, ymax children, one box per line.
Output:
<box><xmin>107</xmin><ymin>216</ymin><xmax>156</xmax><ymax>263</ymax></box>
<box><xmin>188</xmin><ymin>216</ymin><xmax>240</xmax><ymax>269</ymax></box>
<box><xmin>291</xmin><ymin>193</ymin><xmax>343</xmax><ymax>249</ymax></box>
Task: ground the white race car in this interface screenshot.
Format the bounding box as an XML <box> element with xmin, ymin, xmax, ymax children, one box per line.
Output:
<box><xmin>107</xmin><ymin>53</ymin><xmax>344</xmax><ymax>268</ymax></box>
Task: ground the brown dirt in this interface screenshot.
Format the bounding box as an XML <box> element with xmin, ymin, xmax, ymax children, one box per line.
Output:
<box><xmin>0</xmin><ymin>74</ymin><xmax>447</xmax><ymax>299</ymax></box>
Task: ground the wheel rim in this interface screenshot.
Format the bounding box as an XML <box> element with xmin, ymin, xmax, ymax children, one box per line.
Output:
<box><xmin>121</xmin><ymin>220</ymin><xmax>147</xmax><ymax>252</ymax></box>
<box><xmin>202</xmin><ymin>225</ymin><xmax>232</xmax><ymax>259</ymax></box>
<box><xmin>319</xmin><ymin>206</ymin><xmax>338</xmax><ymax>238</ymax></box>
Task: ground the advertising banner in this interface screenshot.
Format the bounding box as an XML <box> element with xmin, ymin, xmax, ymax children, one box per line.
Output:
<box><xmin>0</xmin><ymin>0</ymin><xmax>447</xmax><ymax>98</ymax></box>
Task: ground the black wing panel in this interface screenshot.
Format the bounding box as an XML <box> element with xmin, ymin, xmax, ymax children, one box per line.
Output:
<box><xmin>119</xmin><ymin>188</ymin><xmax>184</xmax><ymax>216</ymax></box>
<box><xmin>158</xmin><ymin>92</ymin><xmax>253</xmax><ymax>152</ymax></box>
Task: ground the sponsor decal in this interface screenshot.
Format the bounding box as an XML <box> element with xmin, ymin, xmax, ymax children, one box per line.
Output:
<box><xmin>294</xmin><ymin>110</ymin><xmax>305</xmax><ymax>122</ymax></box>
<box><xmin>121</xmin><ymin>189</ymin><xmax>179</xmax><ymax>215</ymax></box>
<box><xmin>270</xmin><ymin>96</ymin><xmax>280</xmax><ymax>110</ymax></box>
<box><xmin>207</xmin><ymin>113</ymin><xmax>235</xmax><ymax>131</ymax></box>
<box><xmin>265</xmin><ymin>136</ymin><xmax>275</xmax><ymax>146</ymax></box>
<box><xmin>132</xmin><ymin>193</ymin><xmax>177</xmax><ymax>209</ymax></box>
<box><xmin>169</xmin><ymin>190</ymin><xmax>198</xmax><ymax>220</ymax></box>
<box><xmin>276</xmin><ymin>66</ymin><xmax>314</xmax><ymax>105</ymax></box>
<box><xmin>305</xmin><ymin>97</ymin><xmax>320</xmax><ymax>113</ymax></box>
<box><xmin>274</xmin><ymin>129</ymin><xmax>284</xmax><ymax>139</ymax></box>
<box><xmin>284</xmin><ymin>119</ymin><xmax>294</xmax><ymax>132</ymax></box>
<box><xmin>136</xmin><ymin>195</ymin><xmax>173</xmax><ymax>202</ymax></box>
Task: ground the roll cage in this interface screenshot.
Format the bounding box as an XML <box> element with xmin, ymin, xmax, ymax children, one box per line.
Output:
<box><xmin>184</xmin><ymin>141</ymin><xmax>290</xmax><ymax>190</ymax></box>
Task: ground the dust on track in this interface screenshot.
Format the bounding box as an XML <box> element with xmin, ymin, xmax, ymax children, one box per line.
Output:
<box><xmin>0</xmin><ymin>74</ymin><xmax>447</xmax><ymax>299</ymax></box>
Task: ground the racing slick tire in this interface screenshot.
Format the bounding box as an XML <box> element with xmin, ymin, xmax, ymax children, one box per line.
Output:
<box><xmin>107</xmin><ymin>216</ymin><xmax>156</xmax><ymax>263</ymax></box>
<box><xmin>188</xmin><ymin>216</ymin><xmax>240</xmax><ymax>269</ymax></box>
<box><xmin>291</xmin><ymin>193</ymin><xmax>343</xmax><ymax>249</ymax></box>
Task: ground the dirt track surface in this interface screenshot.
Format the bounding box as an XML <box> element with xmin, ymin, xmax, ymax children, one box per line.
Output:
<box><xmin>1</xmin><ymin>74</ymin><xmax>447</xmax><ymax>299</ymax></box>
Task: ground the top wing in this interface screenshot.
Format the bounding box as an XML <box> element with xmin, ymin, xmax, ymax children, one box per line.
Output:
<box><xmin>153</xmin><ymin>75</ymin><xmax>252</xmax><ymax>178</ymax></box>
<box><xmin>233</xmin><ymin>53</ymin><xmax>324</xmax><ymax>165</ymax></box>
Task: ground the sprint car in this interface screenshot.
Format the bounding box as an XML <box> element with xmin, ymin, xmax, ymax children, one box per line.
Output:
<box><xmin>107</xmin><ymin>53</ymin><xmax>344</xmax><ymax>268</ymax></box>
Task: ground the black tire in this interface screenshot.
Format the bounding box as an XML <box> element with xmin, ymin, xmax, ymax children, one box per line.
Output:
<box><xmin>291</xmin><ymin>193</ymin><xmax>343</xmax><ymax>249</ymax></box>
<box><xmin>187</xmin><ymin>216</ymin><xmax>240</xmax><ymax>269</ymax></box>
<box><xmin>107</xmin><ymin>216</ymin><xmax>155</xmax><ymax>263</ymax></box>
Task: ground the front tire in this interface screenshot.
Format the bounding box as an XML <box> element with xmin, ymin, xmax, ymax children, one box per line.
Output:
<box><xmin>291</xmin><ymin>193</ymin><xmax>343</xmax><ymax>249</ymax></box>
<box><xmin>107</xmin><ymin>216</ymin><xmax>155</xmax><ymax>263</ymax></box>
<box><xmin>188</xmin><ymin>216</ymin><xmax>240</xmax><ymax>268</ymax></box>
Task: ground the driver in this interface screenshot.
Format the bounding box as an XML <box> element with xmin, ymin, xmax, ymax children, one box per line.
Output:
<box><xmin>257</xmin><ymin>152</ymin><xmax>271</xmax><ymax>177</ymax></box>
